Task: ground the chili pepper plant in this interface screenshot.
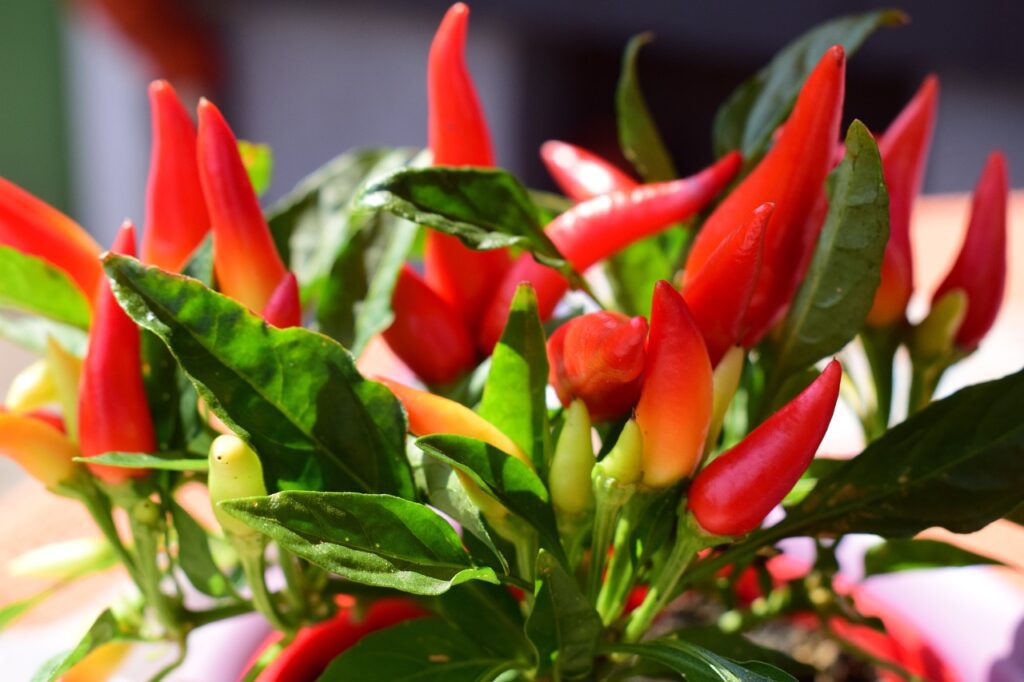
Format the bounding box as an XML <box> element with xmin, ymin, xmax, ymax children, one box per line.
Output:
<box><xmin>0</xmin><ymin>4</ymin><xmax>1020</xmax><ymax>681</ymax></box>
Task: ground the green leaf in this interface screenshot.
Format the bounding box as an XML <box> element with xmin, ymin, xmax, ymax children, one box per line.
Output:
<box><xmin>238</xmin><ymin>141</ymin><xmax>273</xmax><ymax>196</ymax></box>
<box><xmin>31</xmin><ymin>609</ymin><xmax>134</xmax><ymax>682</ymax></box>
<box><xmin>770</xmin><ymin>121</ymin><xmax>889</xmax><ymax>380</ymax></box>
<box><xmin>430</xmin><ymin>582</ymin><xmax>531</xmax><ymax>660</ymax></box>
<box><xmin>606</xmin><ymin>639</ymin><xmax>795</xmax><ymax>681</ymax></box>
<box><xmin>359</xmin><ymin>167</ymin><xmax>569</xmax><ymax>273</ymax></box>
<box><xmin>1006</xmin><ymin>502</ymin><xmax>1024</xmax><ymax>527</ymax></box>
<box><xmin>479</xmin><ymin>284</ymin><xmax>551</xmax><ymax>476</ymax></box>
<box><xmin>0</xmin><ymin>591</ymin><xmax>53</xmax><ymax>632</ymax></box>
<box><xmin>315</xmin><ymin>209</ymin><xmax>418</xmax><ymax>355</ymax></box>
<box><xmin>665</xmin><ymin>628</ymin><xmax>815</xmax><ymax>680</ymax></box>
<box><xmin>0</xmin><ymin>246</ymin><xmax>91</xmax><ymax>328</ymax></box>
<box><xmin>167</xmin><ymin>497</ymin><xmax>232</xmax><ymax>597</ymax></box>
<box><xmin>103</xmin><ymin>254</ymin><xmax>414</xmax><ymax>497</ymax></box>
<box><xmin>603</xmin><ymin>230</ymin><xmax>685</xmax><ymax>317</ymax></box>
<box><xmin>863</xmin><ymin>538</ymin><xmax>1001</xmax><ymax>576</ymax></box>
<box><xmin>420</xmin><ymin>454</ymin><xmax>509</xmax><ymax>574</ymax></box>
<box><xmin>268</xmin><ymin>147</ymin><xmax>419</xmax><ymax>289</ymax></box>
<box><xmin>415</xmin><ymin>435</ymin><xmax>567</xmax><ymax>566</ymax></box>
<box><xmin>220</xmin><ymin>492</ymin><xmax>497</xmax><ymax>596</ymax></box>
<box><xmin>0</xmin><ymin>313</ymin><xmax>86</xmax><ymax>355</ymax></box>
<box><xmin>73</xmin><ymin>452</ymin><xmax>208</xmax><ymax>471</ymax></box>
<box><xmin>616</xmin><ymin>33</ymin><xmax>676</xmax><ymax>182</ymax></box>
<box><xmin>142</xmin><ymin>329</ymin><xmax>184</xmax><ymax>452</ymax></box>
<box><xmin>181</xmin><ymin>234</ymin><xmax>214</xmax><ymax>286</ymax></box>
<box><xmin>712</xmin><ymin>10</ymin><xmax>905</xmax><ymax>163</ymax></box>
<box><xmin>781</xmin><ymin>457</ymin><xmax>846</xmax><ymax>508</ymax></box>
<box><xmin>525</xmin><ymin>550</ymin><xmax>602</xmax><ymax>678</ymax></box>
<box><xmin>778</xmin><ymin>368</ymin><xmax>1024</xmax><ymax>538</ymax></box>
<box><xmin>319</xmin><ymin>618</ymin><xmax>520</xmax><ymax>681</ymax></box>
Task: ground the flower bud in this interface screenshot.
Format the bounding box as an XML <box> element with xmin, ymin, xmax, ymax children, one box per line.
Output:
<box><xmin>547</xmin><ymin>311</ymin><xmax>647</xmax><ymax>422</ymax></box>
<box><xmin>549</xmin><ymin>400</ymin><xmax>595</xmax><ymax>516</ymax></box>
<box><xmin>208</xmin><ymin>434</ymin><xmax>268</xmax><ymax>538</ymax></box>
<box><xmin>594</xmin><ymin>419</ymin><xmax>643</xmax><ymax>486</ymax></box>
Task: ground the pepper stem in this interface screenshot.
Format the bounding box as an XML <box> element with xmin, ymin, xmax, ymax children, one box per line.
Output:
<box><xmin>586</xmin><ymin>479</ymin><xmax>635</xmax><ymax>605</ymax></box>
<box><xmin>622</xmin><ymin>514</ymin><xmax>706</xmax><ymax>642</ymax></box>
<box><xmin>237</xmin><ymin>538</ymin><xmax>291</xmax><ymax>634</ymax></box>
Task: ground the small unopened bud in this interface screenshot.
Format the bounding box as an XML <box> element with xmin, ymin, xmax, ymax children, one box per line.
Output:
<box><xmin>208</xmin><ymin>434</ymin><xmax>268</xmax><ymax>538</ymax></box>
<box><xmin>595</xmin><ymin>419</ymin><xmax>643</xmax><ymax>486</ymax></box>
<box><xmin>549</xmin><ymin>400</ymin><xmax>595</xmax><ymax>516</ymax></box>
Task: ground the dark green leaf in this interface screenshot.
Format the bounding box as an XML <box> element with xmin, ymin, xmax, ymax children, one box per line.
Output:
<box><xmin>863</xmin><ymin>538</ymin><xmax>1001</xmax><ymax>576</ymax></box>
<box><xmin>665</xmin><ymin>627</ymin><xmax>815</xmax><ymax>680</ymax></box>
<box><xmin>712</xmin><ymin>10</ymin><xmax>905</xmax><ymax>162</ymax></box>
<box><xmin>778</xmin><ymin>368</ymin><xmax>1024</xmax><ymax>537</ymax></box>
<box><xmin>525</xmin><ymin>550</ymin><xmax>602</xmax><ymax>678</ymax></box>
<box><xmin>315</xmin><ymin>209</ymin><xmax>418</xmax><ymax>355</ymax></box>
<box><xmin>420</xmin><ymin>454</ymin><xmax>509</xmax><ymax>574</ymax></box>
<box><xmin>73</xmin><ymin>452</ymin><xmax>208</xmax><ymax>471</ymax></box>
<box><xmin>479</xmin><ymin>284</ymin><xmax>551</xmax><ymax>476</ymax></box>
<box><xmin>359</xmin><ymin>167</ymin><xmax>569</xmax><ymax>272</ymax></box>
<box><xmin>431</xmin><ymin>582</ymin><xmax>531</xmax><ymax>660</ymax></box>
<box><xmin>103</xmin><ymin>254</ymin><xmax>414</xmax><ymax>497</ymax></box>
<box><xmin>268</xmin><ymin>147</ymin><xmax>419</xmax><ymax>287</ymax></box>
<box><xmin>771</xmin><ymin>121</ymin><xmax>888</xmax><ymax>380</ymax></box>
<box><xmin>606</xmin><ymin>639</ymin><xmax>796</xmax><ymax>681</ymax></box>
<box><xmin>527</xmin><ymin>189</ymin><xmax>572</xmax><ymax>223</ymax></box>
<box><xmin>616</xmin><ymin>33</ymin><xmax>676</xmax><ymax>182</ymax></box>
<box><xmin>180</xmin><ymin>234</ymin><xmax>214</xmax><ymax>286</ymax></box>
<box><xmin>0</xmin><ymin>313</ymin><xmax>86</xmax><ymax>355</ymax></box>
<box><xmin>781</xmin><ymin>457</ymin><xmax>846</xmax><ymax>508</ymax></box>
<box><xmin>1006</xmin><ymin>502</ymin><xmax>1024</xmax><ymax>527</ymax></box>
<box><xmin>319</xmin><ymin>618</ymin><xmax>520</xmax><ymax>681</ymax></box>
<box><xmin>415</xmin><ymin>435</ymin><xmax>566</xmax><ymax>566</ymax></box>
<box><xmin>0</xmin><ymin>246</ymin><xmax>91</xmax><ymax>328</ymax></box>
<box><xmin>220</xmin><ymin>492</ymin><xmax>497</xmax><ymax>595</ymax></box>
<box><xmin>31</xmin><ymin>609</ymin><xmax>133</xmax><ymax>682</ymax></box>
<box><xmin>142</xmin><ymin>329</ymin><xmax>184</xmax><ymax>451</ymax></box>
<box><xmin>238</xmin><ymin>140</ymin><xmax>273</xmax><ymax>196</ymax></box>
<box><xmin>167</xmin><ymin>498</ymin><xmax>232</xmax><ymax>597</ymax></box>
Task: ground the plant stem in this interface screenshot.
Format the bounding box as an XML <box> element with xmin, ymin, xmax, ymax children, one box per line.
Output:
<box><xmin>859</xmin><ymin>328</ymin><xmax>899</xmax><ymax>439</ymax></box>
<box><xmin>622</xmin><ymin>521</ymin><xmax>704</xmax><ymax>642</ymax></box>
<box><xmin>907</xmin><ymin>361</ymin><xmax>944</xmax><ymax>416</ymax></box>
<box><xmin>63</xmin><ymin>479</ymin><xmax>143</xmax><ymax>590</ymax></box>
<box><xmin>278</xmin><ymin>546</ymin><xmax>306</xmax><ymax>618</ymax></box>
<box><xmin>238</xmin><ymin>543</ymin><xmax>291</xmax><ymax>634</ymax></box>
<box><xmin>586</xmin><ymin>485</ymin><xmax>631</xmax><ymax>605</ymax></box>
<box><xmin>128</xmin><ymin>497</ymin><xmax>182</xmax><ymax>637</ymax></box>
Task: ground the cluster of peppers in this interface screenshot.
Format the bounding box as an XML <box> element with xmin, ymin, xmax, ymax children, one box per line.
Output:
<box><xmin>0</xmin><ymin>1</ymin><xmax>1011</xmax><ymax>679</ymax></box>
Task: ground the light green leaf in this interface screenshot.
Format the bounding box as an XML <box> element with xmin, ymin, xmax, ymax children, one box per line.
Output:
<box><xmin>167</xmin><ymin>498</ymin><xmax>232</xmax><ymax>597</ymax></box>
<box><xmin>73</xmin><ymin>452</ymin><xmax>208</xmax><ymax>471</ymax></box>
<box><xmin>0</xmin><ymin>246</ymin><xmax>90</xmax><ymax>328</ymax></box>
<box><xmin>0</xmin><ymin>313</ymin><xmax>86</xmax><ymax>355</ymax></box>
<box><xmin>238</xmin><ymin>141</ymin><xmax>273</xmax><ymax>196</ymax></box>
<box><xmin>220</xmin><ymin>492</ymin><xmax>497</xmax><ymax>595</ymax></box>
<box><xmin>31</xmin><ymin>609</ymin><xmax>134</xmax><ymax>682</ymax></box>
<box><xmin>606</xmin><ymin>639</ymin><xmax>795</xmax><ymax>681</ymax></box>
<box><xmin>479</xmin><ymin>284</ymin><xmax>551</xmax><ymax>476</ymax></box>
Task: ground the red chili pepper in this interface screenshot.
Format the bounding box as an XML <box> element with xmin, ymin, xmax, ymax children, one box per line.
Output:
<box><xmin>688</xmin><ymin>359</ymin><xmax>841</xmax><ymax>536</ymax></box>
<box><xmin>422</xmin><ymin>2</ymin><xmax>510</xmax><ymax>330</ymax></box>
<box><xmin>547</xmin><ymin>311</ymin><xmax>648</xmax><ymax>422</ymax></box>
<box><xmin>548</xmin><ymin>312</ymin><xmax>647</xmax><ymax>421</ymax></box>
<box><xmin>634</xmin><ymin>281</ymin><xmax>713</xmax><ymax>488</ymax></box>
<box><xmin>246</xmin><ymin>598</ymin><xmax>426</xmax><ymax>682</ymax></box>
<box><xmin>686</xmin><ymin>46</ymin><xmax>846</xmax><ymax>347</ymax></box>
<box><xmin>478</xmin><ymin>152</ymin><xmax>741</xmax><ymax>351</ymax></box>
<box><xmin>540</xmin><ymin>140</ymin><xmax>637</xmax><ymax>200</ymax></box>
<box><xmin>141</xmin><ymin>80</ymin><xmax>211</xmax><ymax>272</ymax></box>
<box><xmin>78</xmin><ymin>222</ymin><xmax>156</xmax><ymax>484</ymax></box>
<box><xmin>866</xmin><ymin>75</ymin><xmax>939</xmax><ymax>326</ymax></box>
<box><xmin>197</xmin><ymin>98</ymin><xmax>287</xmax><ymax>312</ymax></box>
<box><xmin>0</xmin><ymin>177</ymin><xmax>101</xmax><ymax>298</ymax></box>
<box><xmin>681</xmin><ymin>202</ymin><xmax>772</xmax><ymax>367</ymax></box>
<box><xmin>261</xmin><ymin>272</ymin><xmax>301</xmax><ymax>329</ymax></box>
<box><xmin>931</xmin><ymin>151</ymin><xmax>1009</xmax><ymax>350</ymax></box>
<box><xmin>382</xmin><ymin>265</ymin><xmax>477</xmax><ymax>385</ymax></box>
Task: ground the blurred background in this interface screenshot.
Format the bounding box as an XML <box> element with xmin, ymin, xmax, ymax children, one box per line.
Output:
<box><xmin>2</xmin><ymin>0</ymin><xmax>1022</xmax><ymax>249</ymax></box>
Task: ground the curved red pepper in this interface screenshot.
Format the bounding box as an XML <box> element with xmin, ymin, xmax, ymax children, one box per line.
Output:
<box><xmin>867</xmin><ymin>75</ymin><xmax>939</xmax><ymax>326</ymax></box>
<box><xmin>78</xmin><ymin>223</ymin><xmax>156</xmax><ymax>484</ymax></box>
<box><xmin>634</xmin><ymin>281</ymin><xmax>713</xmax><ymax>488</ymax></box>
<box><xmin>0</xmin><ymin>177</ymin><xmax>101</xmax><ymax>298</ymax></box>
<box><xmin>540</xmin><ymin>140</ymin><xmax>637</xmax><ymax>200</ymax></box>
<box><xmin>681</xmin><ymin>202</ymin><xmax>772</xmax><ymax>367</ymax></box>
<box><xmin>688</xmin><ymin>359</ymin><xmax>841</xmax><ymax>536</ymax></box>
<box><xmin>931</xmin><ymin>151</ymin><xmax>1009</xmax><ymax>350</ymax></box>
<box><xmin>383</xmin><ymin>265</ymin><xmax>477</xmax><ymax>385</ymax></box>
<box><xmin>197</xmin><ymin>98</ymin><xmax>287</xmax><ymax>313</ymax></box>
<box><xmin>547</xmin><ymin>311</ymin><xmax>648</xmax><ymax>422</ymax></box>
<box><xmin>686</xmin><ymin>46</ymin><xmax>846</xmax><ymax>347</ymax></box>
<box><xmin>423</xmin><ymin>2</ymin><xmax>510</xmax><ymax>330</ymax></box>
<box><xmin>141</xmin><ymin>80</ymin><xmax>211</xmax><ymax>272</ymax></box>
<box><xmin>478</xmin><ymin>152</ymin><xmax>741</xmax><ymax>351</ymax></box>
<box><xmin>247</xmin><ymin>598</ymin><xmax>425</xmax><ymax>682</ymax></box>
<box><xmin>261</xmin><ymin>272</ymin><xmax>301</xmax><ymax>329</ymax></box>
